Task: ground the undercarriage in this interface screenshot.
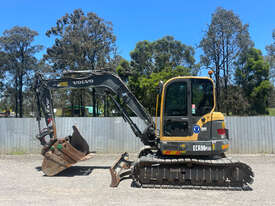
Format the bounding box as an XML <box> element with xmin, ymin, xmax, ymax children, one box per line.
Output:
<box><xmin>110</xmin><ymin>150</ymin><xmax>254</xmax><ymax>190</ymax></box>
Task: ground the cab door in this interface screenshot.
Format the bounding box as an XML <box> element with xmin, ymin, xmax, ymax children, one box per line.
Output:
<box><xmin>190</xmin><ymin>78</ymin><xmax>215</xmax><ymax>140</ymax></box>
<box><xmin>160</xmin><ymin>79</ymin><xmax>192</xmax><ymax>138</ymax></box>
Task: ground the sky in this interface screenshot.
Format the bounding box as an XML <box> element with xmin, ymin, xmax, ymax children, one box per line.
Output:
<box><xmin>1</xmin><ymin>0</ymin><xmax>275</xmax><ymax>63</ymax></box>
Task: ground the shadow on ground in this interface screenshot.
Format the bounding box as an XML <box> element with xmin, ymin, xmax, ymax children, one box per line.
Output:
<box><xmin>35</xmin><ymin>166</ymin><xmax>110</xmax><ymax>177</ymax></box>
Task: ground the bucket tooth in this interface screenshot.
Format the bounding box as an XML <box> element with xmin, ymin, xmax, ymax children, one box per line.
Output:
<box><xmin>109</xmin><ymin>152</ymin><xmax>133</xmax><ymax>187</ymax></box>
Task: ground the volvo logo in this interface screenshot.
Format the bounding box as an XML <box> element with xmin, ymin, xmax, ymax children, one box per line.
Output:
<box><xmin>72</xmin><ymin>79</ymin><xmax>94</xmax><ymax>85</ymax></box>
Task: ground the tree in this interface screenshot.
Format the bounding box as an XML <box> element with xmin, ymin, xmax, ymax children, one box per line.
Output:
<box><xmin>123</xmin><ymin>36</ymin><xmax>198</xmax><ymax>113</ymax></box>
<box><xmin>0</xmin><ymin>51</ymin><xmax>7</xmax><ymax>95</ymax></box>
<box><xmin>138</xmin><ymin>66</ymin><xmax>193</xmax><ymax>114</ymax></box>
<box><xmin>130</xmin><ymin>36</ymin><xmax>197</xmax><ymax>76</ymax></box>
<box><xmin>44</xmin><ymin>9</ymin><xmax>117</xmax><ymax>116</ymax></box>
<box><xmin>223</xmin><ymin>85</ymin><xmax>249</xmax><ymax>115</ymax></box>
<box><xmin>130</xmin><ymin>40</ymin><xmax>154</xmax><ymax>76</ymax></box>
<box><xmin>0</xmin><ymin>26</ymin><xmax>42</xmax><ymax>117</ymax></box>
<box><xmin>44</xmin><ymin>9</ymin><xmax>117</xmax><ymax>72</ymax></box>
<box><xmin>116</xmin><ymin>58</ymin><xmax>132</xmax><ymax>82</ymax></box>
<box><xmin>120</xmin><ymin>65</ymin><xmax>193</xmax><ymax>114</ymax></box>
<box><xmin>199</xmin><ymin>7</ymin><xmax>253</xmax><ymax>113</ymax></box>
<box><xmin>152</xmin><ymin>36</ymin><xmax>196</xmax><ymax>72</ymax></box>
<box><xmin>265</xmin><ymin>55</ymin><xmax>275</xmax><ymax>85</ymax></box>
<box><xmin>235</xmin><ymin>48</ymin><xmax>272</xmax><ymax>114</ymax></box>
<box><xmin>266</xmin><ymin>29</ymin><xmax>275</xmax><ymax>84</ymax></box>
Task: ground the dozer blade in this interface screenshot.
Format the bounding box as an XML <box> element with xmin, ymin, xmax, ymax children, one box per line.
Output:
<box><xmin>109</xmin><ymin>152</ymin><xmax>133</xmax><ymax>187</ymax></box>
<box><xmin>41</xmin><ymin>126</ymin><xmax>93</xmax><ymax>176</ymax></box>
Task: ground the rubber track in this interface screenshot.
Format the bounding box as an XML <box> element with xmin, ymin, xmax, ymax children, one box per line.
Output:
<box><xmin>132</xmin><ymin>155</ymin><xmax>254</xmax><ymax>190</ymax></box>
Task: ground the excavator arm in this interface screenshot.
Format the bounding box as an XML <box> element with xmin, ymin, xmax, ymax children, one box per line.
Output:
<box><xmin>34</xmin><ymin>70</ymin><xmax>157</xmax><ymax>148</ymax></box>
<box><xmin>33</xmin><ymin>70</ymin><xmax>158</xmax><ymax>180</ymax></box>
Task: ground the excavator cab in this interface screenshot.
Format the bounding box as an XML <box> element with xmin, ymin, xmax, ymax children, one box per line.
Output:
<box><xmin>159</xmin><ymin>77</ymin><xmax>229</xmax><ymax>156</ymax></box>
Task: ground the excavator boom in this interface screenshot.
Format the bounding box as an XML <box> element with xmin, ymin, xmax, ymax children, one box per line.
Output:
<box><xmin>33</xmin><ymin>70</ymin><xmax>157</xmax><ymax>176</ymax></box>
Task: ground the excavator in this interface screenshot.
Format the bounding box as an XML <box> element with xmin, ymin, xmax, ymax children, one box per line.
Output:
<box><xmin>33</xmin><ymin>70</ymin><xmax>254</xmax><ymax>189</ymax></box>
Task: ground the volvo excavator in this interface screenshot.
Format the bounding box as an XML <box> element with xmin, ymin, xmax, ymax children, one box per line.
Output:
<box><xmin>33</xmin><ymin>70</ymin><xmax>254</xmax><ymax>189</ymax></box>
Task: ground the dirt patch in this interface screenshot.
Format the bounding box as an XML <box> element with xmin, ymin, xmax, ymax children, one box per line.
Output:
<box><xmin>0</xmin><ymin>154</ymin><xmax>274</xmax><ymax>206</ymax></box>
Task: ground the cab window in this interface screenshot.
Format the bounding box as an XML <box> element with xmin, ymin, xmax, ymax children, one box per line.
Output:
<box><xmin>164</xmin><ymin>82</ymin><xmax>187</xmax><ymax>116</ymax></box>
<box><xmin>191</xmin><ymin>79</ymin><xmax>214</xmax><ymax>116</ymax></box>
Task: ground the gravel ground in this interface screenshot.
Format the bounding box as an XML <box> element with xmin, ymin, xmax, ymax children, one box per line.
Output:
<box><xmin>0</xmin><ymin>154</ymin><xmax>274</xmax><ymax>206</ymax></box>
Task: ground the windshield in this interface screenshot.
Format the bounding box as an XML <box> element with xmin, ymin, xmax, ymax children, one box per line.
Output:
<box><xmin>164</xmin><ymin>81</ymin><xmax>187</xmax><ymax>116</ymax></box>
<box><xmin>191</xmin><ymin>79</ymin><xmax>214</xmax><ymax>116</ymax></box>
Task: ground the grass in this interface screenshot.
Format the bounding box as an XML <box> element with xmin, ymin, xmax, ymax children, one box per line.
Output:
<box><xmin>8</xmin><ymin>151</ymin><xmax>27</xmax><ymax>155</ymax></box>
<box><xmin>268</xmin><ymin>108</ymin><xmax>275</xmax><ymax>116</ymax></box>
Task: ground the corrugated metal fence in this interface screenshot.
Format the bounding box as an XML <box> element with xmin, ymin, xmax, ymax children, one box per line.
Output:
<box><xmin>0</xmin><ymin>117</ymin><xmax>274</xmax><ymax>154</ymax></box>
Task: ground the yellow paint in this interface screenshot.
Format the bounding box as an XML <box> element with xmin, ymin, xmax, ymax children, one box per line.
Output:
<box><xmin>155</xmin><ymin>94</ymin><xmax>159</xmax><ymax>136</ymax></box>
<box><xmin>58</xmin><ymin>82</ymin><xmax>68</xmax><ymax>87</ymax></box>
<box><xmin>212</xmin><ymin>143</ymin><xmax>215</xmax><ymax>151</ymax></box>
<box><xmin>222</xmin><ymin>121</ymin><xmax>226</xmax><ymax>129</ymax></box>
<box><xmin>180</xmin><ymin>144</ymin><xmax>186</xmax><ymax>148</ymax></box>
<box><xmin>161</xmin><ymin>136</ymin><xmax>198</xmax><ymax>141</ymax></box>
<box><xmin>162</xmin><ymin>150</ymin><xmax>185</xmax><ymax>155</ymax></box>
<box><xmin>211</xmin><ymin>112</ymin><xmax>225</xmax><ymax>121</ymax></box>
<box><xmin>222</xmin><ymin>144</ymin><xmax>229</xmax><ymax>150</ymax></box>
